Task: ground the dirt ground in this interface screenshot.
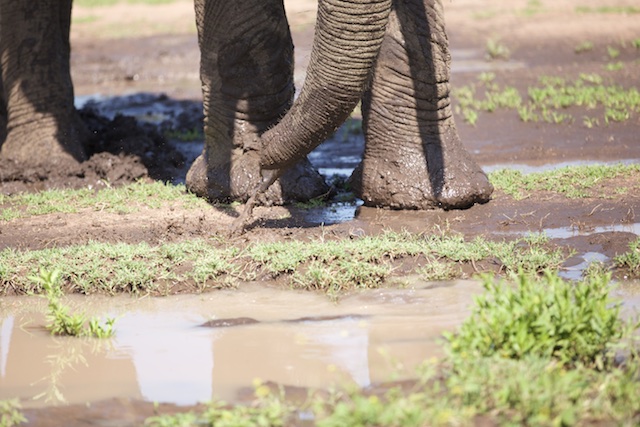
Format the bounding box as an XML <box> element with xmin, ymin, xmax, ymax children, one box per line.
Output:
<box><xmin>1</xmin><ymin>0</ymin><xmax>640</xmax><ymax>425</ymax></box>
<box><xmin>1</xmin><ymin>0</ymin><xmax>638</xmax><ymax>253</ymax></box>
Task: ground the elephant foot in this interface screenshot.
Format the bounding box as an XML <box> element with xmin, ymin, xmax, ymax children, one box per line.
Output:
<box><xmin>349</xmin><ymin>124</ymin><xmax>493</xmax><ymax>210</ymax></box>
<box><xmin>0</xmin><ymin>116</ymin><xmax>88</xmax><ymax>171</ymax></box>
<box><xmin>186</xmin><ymin>148</ymin><xmax>329</xmax><ymax>205</ymax></box>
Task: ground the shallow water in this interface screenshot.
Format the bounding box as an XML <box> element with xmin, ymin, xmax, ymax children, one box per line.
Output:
<box><xmin>0</xmin><ymin>280</ymin><xmax>481</xmax><ymax>408</ymax></box>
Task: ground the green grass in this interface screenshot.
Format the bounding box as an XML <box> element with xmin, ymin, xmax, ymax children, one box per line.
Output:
<box><xmin>142</xmin><ymin>272</ymin><xmax>640</xmax><ymax>427</ymax></box>
<box><xmin>521</xmin><ymin>0</ymin><xmax>544</xmax><ymax>16</ymax></box>
<box><xmin>489</xmin><ymin>163</ymin><xmax>640</xmax><ymax>199</ymax></box>
<box><xmin>445</xmin><ymin>272</ymin><xmax>633</xmax><ymax>368</ymax></box>
<box><xmin>614</xmin><ymin>238</ymin><xmax>640</xmax><ymax>278</ymax></box>
<box><xmin>164</xmin><ymin>127</ymin><xmax>204</xmax><ymax>142</ymax></box>
<box><xmin>454</xmin><ymin>72</ymin><xmax>640</xmax><ymax>126</ymax></box>
<box><xmin>248</xmin><ymin>232</ymin><xmax>565</xmax><ymax>296</ymax></box>
<box><xmin>33</xmin><ymin>270</ymin><xmax>117</xmax><ymax>338</ymax></box>
<box><xmin>574</xmin><ymin>40</ymin><xmax>594</xmax><ymax>53</ymax></box>
<box><xmin>0</xmin><ymin>232</ymin><xmax>567</xmax><ymax>297</ymax></box>
<box><xmin>0</xmin><ymin>240</ymin><xmax>238</xmax><ymax>295</ymax></box>
<box><xmin>485</xmin><ymin>38</ymin><xmax>510</xmax><ymax>60</ymax></box>
<box><xmin>576</xmin><ymin>5</ymin><xmax>640</xmax><ymax>14</ymax></box>
<box><xmin>0</xmin><ymin>181</ymin><xmax>208</xmax><ymax>221</ymax></box>
<box><xmin>0</xmin><ymin>400</ymin><xmax>26</xmax><ymax>427</ymax></box>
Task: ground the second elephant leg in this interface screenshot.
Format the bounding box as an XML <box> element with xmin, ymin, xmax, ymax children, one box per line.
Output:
<box><xmin>351</xmin><ymin>0</ymin><xmax>493</xmax><ymax>209</ymax></box>
<box><xmin>187</xmin><ymin>0</ymin><xmax>327</xmax><ymax>204</ymax></box>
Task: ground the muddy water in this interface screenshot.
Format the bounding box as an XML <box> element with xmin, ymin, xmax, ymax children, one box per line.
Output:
<box><xmin>0</xmin><ymin>280</ymin><xmax>481</xmax><ymax>408</ymax></box>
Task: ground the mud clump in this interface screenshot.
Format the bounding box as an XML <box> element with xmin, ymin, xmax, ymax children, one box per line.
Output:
<box><xmin>0</xmin><ymin>108</ymin><xmax>187</xmax><ymax>195</ymax></box>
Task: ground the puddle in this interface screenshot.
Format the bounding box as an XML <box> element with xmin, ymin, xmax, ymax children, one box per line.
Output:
<box><xmin>497</xmin><ymin>223</ymin><xmax>639</xmax><ymax>279</ymax></box>
<box><xmin>560</xmin><ymin>252</ymin><xmax>610</xmax><ymax>281</ymax></box>
<box><xmin>76</xmin><ymin>93</ymin><xmax>203</xmax><ymax>129</ymax></box>
<box><xmin>542</xmin><ymin>223</ymin><xmax>640</xmax><ymax>240</ymax></box>
<box><xmin>493</xmin><ymin>222</ymin><xmax>639</xmax><ymax>241</ymax></box>
<box><xmin>0</xmin><ymin>281</ymin><xmax>481</xmax><ymax>408</ymax></box>
<box><xmin>297</xmin><ymin>202</ymin><xmax>363</xmax><ymax>225</ymax></box>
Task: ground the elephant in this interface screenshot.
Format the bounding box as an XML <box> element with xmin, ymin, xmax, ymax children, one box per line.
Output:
<box><xmin>0</xmin><ymin>0</ymin><xmax>493</xmax><ymax>210</ymax></box>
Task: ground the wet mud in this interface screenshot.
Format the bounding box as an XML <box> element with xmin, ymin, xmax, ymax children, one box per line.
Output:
<box><xmin>1</xmin><ymin>0</ymin><xmax>640</xmax><ymax>425</ymax></box>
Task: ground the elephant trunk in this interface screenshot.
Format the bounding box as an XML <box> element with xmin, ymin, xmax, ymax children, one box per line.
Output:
<box><xmin>260</xmin><ymin>0</ymin><xmax>391</xmax><ymax>170</ymax></box>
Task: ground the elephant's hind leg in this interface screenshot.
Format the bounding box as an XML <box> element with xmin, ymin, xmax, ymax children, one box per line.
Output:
<box><xmin>350</xmin><ymin>0</ymin><xmax>492</xmax><ymax>210</ymax></box>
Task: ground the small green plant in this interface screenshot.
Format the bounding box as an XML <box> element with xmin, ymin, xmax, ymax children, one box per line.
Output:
<box><xmin>444</xmin><ymin>271</ymin><xmax>639</xmax><ymax>369</ymax></box>
<box><xmin>164</xmin><ymin>127</ymin><xmax>203</xmax><ymax>142</ymax></box>
<box><xmin>522</xmin><ymin>0</ymin><xmax>544</xmax><ymax>16</ymax></box>
<box><xmin>605</xmin><ymin>61</ymin><xmax>624</xmax><ymax>71</ymax></box>
<box><xmin>485</xmin><ymin>38</ymin><xmax>510</xmax><ymax>60</ymax></box>
<box><xmin>294</xmin><ymin>196</ymin><xmax>329</xmax><ymax>210</ymax></box>
<box><xmin>31</xmin><ymin>270</ymin><xmax>116</xmax><ymax>338</ymax></box>
<box><xmin>607</xmin><ymin>45</ymin><xmax>621</xmax><ymax>59</ymax></box>
<box><xmin>634</xmin><ymin>38</ymin><xmax>640</xmax><ymax>49</ymax></box>
<box><xmin>145</xmin><ymin>380</ymin><xmax>292</xmax><ymax>427</ymax></box>
<box><xmin>614</xmin><ymin>238</ymin><xmax>640</xmax><ymax>278</ymax></box>
<box><xmin>0</xmin><ymin>400</ymin><xmax>26</xmax><ymax>427</ymax></box>
<box><xmin>574</xmin><ymin>40</ymin><xmax>594</xmax><ymax>53</ymax></box>
<box><xmin>582</xmin><ymin>115</ymin><xmax>599</xmax><ymax>128</ymax></box>
<box><xmin>583</xmin><ymin>260</ymin><xmax>609</xmax><ymax>279</ymax></box>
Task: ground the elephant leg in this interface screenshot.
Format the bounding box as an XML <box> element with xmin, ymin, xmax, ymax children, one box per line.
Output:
<box><xmin>350</xmin><ymin>0</ymin><xmax>493</xmax><ymax>209</ymax></box>
<box><xmin>0</xmin><ymin>74</ymin><xmax>6</xmax><ymax>146</ymax></box>
<box><xmin>0</xmin><ymin>1</ymin><xmax>88</xmax><ymax>168</ymax></box>
<box><xmin>186</xmin><ymin>0</ymin><xmax>328</xmax><ymax>204</ymax></box>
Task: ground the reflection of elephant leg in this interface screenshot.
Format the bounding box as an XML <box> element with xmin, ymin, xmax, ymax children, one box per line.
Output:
<box><xmin>0</xmin><ymin>1</ymin><xmax>88</xmax><ymax>167</ymax></box>
<box><xmin>351</xmin><ymin>0</ymin><xmax>492</xmax><ymax>209</ymax></box>
<box><xmin>187</xmin><ymin>0</ymin><xmax>327</xmax><ymax>204</ymax></box>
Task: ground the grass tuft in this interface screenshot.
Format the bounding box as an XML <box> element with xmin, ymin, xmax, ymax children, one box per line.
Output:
<box><xmin>1</xmin><ymin>232</ymin><xmax>567</xmax><ymax>296</ymax></box>
<box><xmin>614</xmin><ymin>238</ymin><xmax>640</xmax><ymax>278</ymax></box>
<box><xmin>0</xmin><ymin>400</ymin><xmax>26</xmax><ymax>427</ymax></box>
<box><xmin>454</xmin><ymin>72</ymin><xmax>640</xmax><ymax>127</ymax></box>
<box><xmin>444</xmin><ymin>272</ymin><xmax>636</xmax><ymax>369</ymax></box>
<box><xmin>0</xmin><ymin>181</ymin><xmax>208</xmax><ymax>221</ymax></box>
<box><xmin>32</xmin><ymin>270</ymin><xmax>116</xmax><ymax>338</ymax></box>
<box><xmin>489</xmin><ymin>163</ymin><xmax>640</xmax><ymax>199</ymax></box>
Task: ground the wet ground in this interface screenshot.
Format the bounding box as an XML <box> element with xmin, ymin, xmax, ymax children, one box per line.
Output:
<box><xmin>1</xmin><ymin>0</ymin><xmax>640</xmax><ymax>425</ymax></box>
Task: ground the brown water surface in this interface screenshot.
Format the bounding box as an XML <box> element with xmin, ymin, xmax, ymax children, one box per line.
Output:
<box><xmin>0</xmin><ymin>280</ymin><xmax>481</xmax><ymax>408</ymax></box>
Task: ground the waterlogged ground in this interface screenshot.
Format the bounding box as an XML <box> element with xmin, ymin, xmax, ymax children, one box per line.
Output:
<box><xmin>1</xmin><ymin>0</ymin><xmax>640</xmax><ymax>425</ymax></box>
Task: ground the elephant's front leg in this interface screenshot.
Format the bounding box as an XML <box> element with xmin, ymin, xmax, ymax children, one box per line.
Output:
<box><xmin>0</xmin><ymin>1</ymin><xmax>88</xmax><ymax>168</ymax></box>
<box><xmin>187</xmin><ymin>0</ymin><xmax>328</xmax><ymax>204</ymax></box>
<box><xmin>350</xmin><ymin>0</ymin><xmax>493</xmax><ymax>209</ymax></box>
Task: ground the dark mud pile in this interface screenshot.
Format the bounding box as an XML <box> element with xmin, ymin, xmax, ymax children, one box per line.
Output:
<box><xmin>0</xmin><ymin>98</ymin><xmax>203</xmax><ymax>195</ymax></box>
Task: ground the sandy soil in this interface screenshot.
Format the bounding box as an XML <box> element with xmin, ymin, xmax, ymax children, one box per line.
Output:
<box><xmin>1</xmin><ymin>0</ymin><xmax>640</xmax><ymax>424</ymax></box>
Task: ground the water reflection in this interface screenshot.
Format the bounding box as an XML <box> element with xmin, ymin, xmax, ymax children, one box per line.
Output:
<box><xmin>0</xmin><ymin>282</ymin><xmax>480</xmax><ymax>408</ymax></box>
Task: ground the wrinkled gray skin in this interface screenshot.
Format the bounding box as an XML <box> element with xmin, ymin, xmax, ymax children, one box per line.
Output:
<box><xmin>0</xmin><ymin>1</ymin><xmax>89</xmax><ymax>170</ymax></box>
<box><xmin>0</xmin><ymin>0</ymin><xmax>492</xmax><ymax>209</ymax></box>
